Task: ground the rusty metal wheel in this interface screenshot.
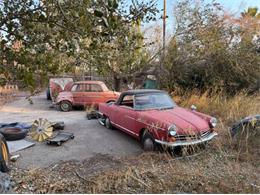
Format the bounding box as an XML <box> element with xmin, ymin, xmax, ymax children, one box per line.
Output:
<box><xmin>60</xmin><ymin>101</ymin><xmax>72</xmax><ymax>112</ymax></box>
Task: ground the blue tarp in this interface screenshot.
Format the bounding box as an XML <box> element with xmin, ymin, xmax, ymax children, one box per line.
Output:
<box><xmin>0</xmin><ymin>122</ymin><xmax>32</xmax><ymax>129</ymax></box>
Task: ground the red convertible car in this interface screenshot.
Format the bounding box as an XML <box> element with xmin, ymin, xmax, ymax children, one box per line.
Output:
<box><xmin>98</xmin><ymin>90</ymin><xmax>218</xmax><ymax>151</ymax></box>
<box><xmin>55</xmin><ymin>81</ymin><xmax>120</xmax><ymax>112</ymax></box>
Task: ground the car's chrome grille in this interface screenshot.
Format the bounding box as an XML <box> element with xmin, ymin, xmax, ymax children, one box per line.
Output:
<box><xmin>175</xmin><ymin>130</ymin><xmax>211</xmax><ymax>141</ymax></box>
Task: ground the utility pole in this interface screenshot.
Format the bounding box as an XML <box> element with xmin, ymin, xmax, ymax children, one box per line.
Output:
<box><xmin>161</xmin><ymin>0</ymin><xmax>166</xmax><ymax>71</ymax></box>
<box><xmin>163</xmin><ymin>0</ymin><xmax>166</xmax><ymax>54</ymax></box>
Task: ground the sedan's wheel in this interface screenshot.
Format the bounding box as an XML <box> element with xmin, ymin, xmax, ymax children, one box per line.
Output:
<box><xmin>142</xmin><ymin>132</ymin><xmax>155</xmax><ymax>151</ymax></box>
<box><xmin>60</xmin><ymin>101</ymin><xmax>72</xmax><ymax>112</ymax></box>
<box><xmin>105</xmin><ymin>117</ymin><xmax>113</xmax><ymax>130</ymax></box>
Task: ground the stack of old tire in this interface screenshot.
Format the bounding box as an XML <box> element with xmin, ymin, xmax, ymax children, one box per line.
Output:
<box><xmin>0</xmin><ymin>123</ymin><xmax>30</xmax><ymax>173</ymax></box>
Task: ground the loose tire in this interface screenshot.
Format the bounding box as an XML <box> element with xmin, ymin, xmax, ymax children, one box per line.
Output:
<box><xmin>0</xmin><ymin>134</ymin><xmax>10</xmax><ymax>172</ymax></box>
<box><xmin>0</xmin><ymin>128</ymin><xmax>28</xmax><ymax>141</ymax></box>
<box><xmin>142</xmin><ymin>131</ymin><xmax>156</xmax><ymax>151</ymax></box>
<box><xmin>60</xmin><ymin>101</ymin><xmax>72</xmax><ymax>112</ymax></box>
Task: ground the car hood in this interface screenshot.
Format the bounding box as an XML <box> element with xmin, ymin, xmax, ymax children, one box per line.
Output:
<box><xmin>140</xmin><ymin>107</ymin><xmax>210</xmax><ymax>134</ymax></box>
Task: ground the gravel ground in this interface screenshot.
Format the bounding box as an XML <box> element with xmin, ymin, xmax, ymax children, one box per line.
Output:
<box><xmin>0</xmin><ymin>93</ymin><xmax>142</xmax><ymax>169</ymax></box>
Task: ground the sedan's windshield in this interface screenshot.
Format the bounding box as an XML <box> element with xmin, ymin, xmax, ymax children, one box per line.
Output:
<box><xmin>134</xmin><ymin>93</ymin><xmax>176</xmax><ymax>110</ymax></box>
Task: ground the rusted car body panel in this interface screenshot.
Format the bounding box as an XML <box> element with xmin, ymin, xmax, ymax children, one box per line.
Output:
<box><xmin>98</xmin><ymin>90</ymin><xmax>217</xmax><ymax>147</ymax></box>
<box><xmin>49</xmin><ymin>78</ymin><xmax>74</xmax><ymax>101</ymax></box>
<box><xmin>56</xmin><ymin>81</ymin><xmax>120</xmax><ymax>108</ymax></box>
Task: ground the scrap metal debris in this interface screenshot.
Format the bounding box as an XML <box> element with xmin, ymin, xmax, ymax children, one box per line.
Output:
<box><xmin>10</xmin><ymin>154</ymin><xmax>20</xmax><ymax>162</ymax></box>
<box><xmin>230</xmin><ymin>114</ymin><xmax>260</xmax><ymax>137</ymax></box>
<box><xmin>7</xmin><ymin>140</ymin><xmax>35</xmax><ymax>153</ymax></box>
<box><xmin>46</xmin><ymin>132</ymin><xmax>74</xmax><ymax>146</ymax></box>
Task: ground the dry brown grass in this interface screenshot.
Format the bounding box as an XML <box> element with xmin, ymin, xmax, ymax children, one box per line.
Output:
<box><xmin>176</xmin><ymin>91</ymin><xmax>260</xmax><ymax>159</ymax></box>
<box><xmin>84</xmin><ymin>153</ymin><xmax>259</xmax><ymax>193</ymax></box>
<box><xmin>175</xmin><ymin>90</ymin><xmax>260</xmax><ymax>126</ymax></box>
<box><xmin>10</xmin><ymin>91</ymin><xmax>260</xmax><ymax>193</ymax></box>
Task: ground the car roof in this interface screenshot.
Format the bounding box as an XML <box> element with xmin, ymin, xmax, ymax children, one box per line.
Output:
<box><xmin>74</xmin><ymin>80</ymin><xmax>105</xmax><ymax>85</ymax></box>
<box><xmin>115</xmin><ymin>89</ymin><xmax>167</xmax><ymax>105</ymax></box>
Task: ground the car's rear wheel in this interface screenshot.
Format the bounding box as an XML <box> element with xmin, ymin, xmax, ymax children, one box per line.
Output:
<box><xmin>60</xmin><ymin>101</ymin><xmax>72</xmax><ymax>112</ymax></box>
<box><xmin>142</xmin><ymin>131</ymin><xmax>156</xmax><ymax>151</ymax></box>
<box><xmin>105</xmin><ymin>117</ymin><xmax>113</xmax><ymax>130</ymax></box>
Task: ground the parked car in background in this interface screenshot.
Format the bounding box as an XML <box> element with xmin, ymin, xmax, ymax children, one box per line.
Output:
<box><xmin>46</xmin><ymin>78</ymin><xmax>74</xmax><ymax>101</ymax></box>
<box><xmin>55</xmin><ymin>81</ymin><xmax>120</xmax><ymax>112</ymax></box>
<box><xmin>98</xmin><ymin>90</ymin><xmax>218</xmax><ymax>152</ymax></box>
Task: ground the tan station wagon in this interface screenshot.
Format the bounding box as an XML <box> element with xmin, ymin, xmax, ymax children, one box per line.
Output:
<box><xmin>55</xmin><ymin>81</ymin><xmax>120</xmax><ymax>112</ymax></box>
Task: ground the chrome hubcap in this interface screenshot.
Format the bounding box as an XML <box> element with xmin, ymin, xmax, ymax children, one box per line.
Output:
<box><xmin>62</xmin><ymin>103</ymin><xmax>69</xmax><ymax>110</ymax></box>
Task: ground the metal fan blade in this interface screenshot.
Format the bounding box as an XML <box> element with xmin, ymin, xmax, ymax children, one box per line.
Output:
<box><xmin>30</xmin><ymin>118</ymin><xmax>54</xmax><ymax>142</ymax></box>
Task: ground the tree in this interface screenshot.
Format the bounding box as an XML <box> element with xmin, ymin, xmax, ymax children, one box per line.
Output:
<box><xmin>78</xmin><ymin>0</ymin><xmax>159</xmax><ymax>90</ymax></box>
<box><xmin>242</xmin><ymin>7</ymin><xmax>260</xmax><ymax>19</ymax></box>
<box><xmin>0</xmin><ymin>0</ymin><xmax>159</xmax><ymax>91</ymax></box>
<box><xmin>0</xmin><ymin>0</ymin><xmax>94</xmax><ymax>90</ymax></box>
<box><xmin>162</xmin><ymin>0</ymin><xmax>260</xmax><ymax>94</ymax></box>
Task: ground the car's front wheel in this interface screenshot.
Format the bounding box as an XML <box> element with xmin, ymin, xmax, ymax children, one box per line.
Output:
<box><xmin>60</xmin><ymin>101</ymin><xmax>72</xmax><ymax>112</ymax></box>
<box><xmin>142</xmin><ymin>131</ymin><xmax>156</xmax><ymax>151</ymax></box>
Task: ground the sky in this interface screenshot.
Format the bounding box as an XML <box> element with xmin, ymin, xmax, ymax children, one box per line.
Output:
<box><xmin>165</xmin><ymin>0</ymin><xmax>259</xmax><ymax>27</ymax></box>
<box><xmin>156</xmin><ymin>0</ymin><xmax>260</xmax><ymax>17</ymax></box>
<box><xmin>132</xmin><ymin>0</ymin><xmax>260</xmax><ymax>36</ymax></box>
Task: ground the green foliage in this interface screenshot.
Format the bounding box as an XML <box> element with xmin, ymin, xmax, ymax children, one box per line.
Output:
<box><xmin>0</xmin><ymin>0</ymin><xmax>158</xmax><ymax>90</ymax></box>
<box><xmin>242</xmin><ymin>7</ymin><xmax>260</xmax><ymax>19</ymax></box>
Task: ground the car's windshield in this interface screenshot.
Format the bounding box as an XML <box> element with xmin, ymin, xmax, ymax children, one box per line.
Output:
<box><xmin>134</xmin><ymin>93</ymin><xmax>176</xmax><ymax>110</ymax></box>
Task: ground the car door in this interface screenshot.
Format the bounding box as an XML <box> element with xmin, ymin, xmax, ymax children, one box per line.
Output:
<box><xmin>81</xmin><ymin>84</ymin><xmax>91</xmax><ymax>106</ymax></box>
<box><xmin>113</xmin><ymin>95</ymin><xmax>138</xmax><ymax>137</ymax></box>
<box><xmin>71</xmin><ymin>84</ymin><xmax>85</xmax><ymax>105</ymax></box>
<box><xmin>86</xmin><ymin>84</ymin><xmax>104</xmax><ymax>106</ymax></box>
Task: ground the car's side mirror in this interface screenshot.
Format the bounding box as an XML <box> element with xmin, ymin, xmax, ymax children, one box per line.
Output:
<box><xmin>191</xmin><ymin>105</ymin><xmax>197</xmax><ymax>111</ymax></box>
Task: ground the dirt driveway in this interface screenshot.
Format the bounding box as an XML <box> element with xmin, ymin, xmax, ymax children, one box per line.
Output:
<box><xmin>0</xmin><ymin>93</ymin><xmax>142</xmax><ymax>169</ymax></box>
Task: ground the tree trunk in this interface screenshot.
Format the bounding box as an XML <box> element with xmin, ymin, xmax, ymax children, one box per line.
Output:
<box><xmin>113</xmin><ymin>75</ymin><xmax>121</xmax><ymax>91</ymax></box>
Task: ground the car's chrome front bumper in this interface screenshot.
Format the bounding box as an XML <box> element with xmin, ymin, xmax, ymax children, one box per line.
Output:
<box><xmin>155</xmin><ymin>131</ymin><xmax>218</xmax><ymax>147</ymax></box>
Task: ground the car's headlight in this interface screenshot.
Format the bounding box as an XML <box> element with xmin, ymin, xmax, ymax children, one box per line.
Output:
<box><xmin>168</xmin><ymin>124</ymin><xmax>177</xmax><ymax>136</ymax></box>
<box><xmin>210</xmin><ymin>117</ymin><xmax>217</xmax><ymax>128</ymax></box>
